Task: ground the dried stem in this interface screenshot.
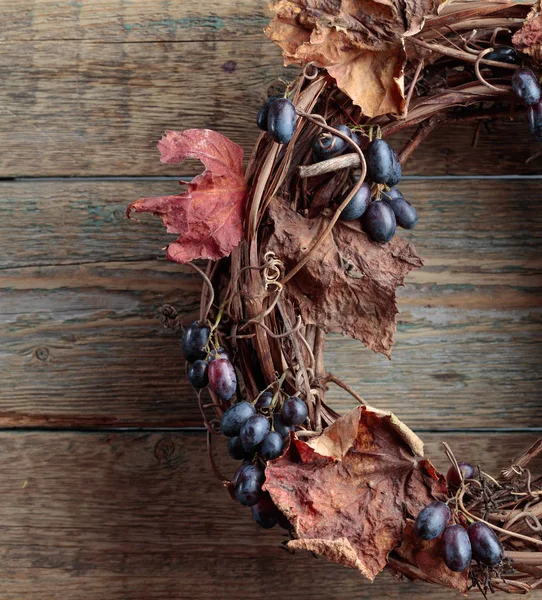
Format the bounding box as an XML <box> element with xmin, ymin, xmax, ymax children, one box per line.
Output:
<box><xmin>324</xmin><ymin>373</ymin><xmax>366</xmax><ymax>405</ymax></box>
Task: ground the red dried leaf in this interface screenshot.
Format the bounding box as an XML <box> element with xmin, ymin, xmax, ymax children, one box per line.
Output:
<box><xmin>513</xmin><ymin>1</ymin><xmax>542</xmax><ymax>61</ymax></box>
<box><xmin>264</xmin><ymin>405</ymin><xmax>447</xmax><ymax>581</ymax></box>
<box><xmin>265</xmin><ymin>0</ymin><xmax>439</xmax><ymax>117</ymax></box>
<box><xmin>128</xmin><ymin>129</ymin><xmax>247</xmax><ymax>263</ymax></box>
<box><xmin>393</xmin><ymin>521</ymin><xmax>468</xmax><ymax>592</ymax></box>
<box><xmin>265</xmin><ymin>198</ymin><xmax>423</xmax><ymax>357</ymax></box>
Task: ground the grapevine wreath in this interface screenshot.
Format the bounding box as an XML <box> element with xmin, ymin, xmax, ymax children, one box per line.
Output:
<box><xmin>128</xmin><ymin>0</ymin><xmax>542</xmax><ymax>595</ymax></box>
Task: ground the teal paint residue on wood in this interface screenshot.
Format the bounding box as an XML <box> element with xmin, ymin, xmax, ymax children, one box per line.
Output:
<box><xmin>122</xmin><ymin>14</ymin><xmax>270</xmax><ymax>35</ymax></box>
<box><xmin>123</xmin><ymin>15</ymin><xmax>225</xmax><ymax>35</ymax></box>
<box><xmin>84</xmin><ymin>205</ymin><xmax>123</xmax><ymax>227</ymax></box>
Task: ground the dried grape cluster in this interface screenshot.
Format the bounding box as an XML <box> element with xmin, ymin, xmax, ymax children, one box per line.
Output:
<box><xmin>256</xmin><ymin>95</ymin><xmax>419</xmax><ymax>244</ymax></box>
<box><xmin>413</xmin><ymin>462</ymin><xmax>504</xmax><ymax>577</ymax></box>
<box><xmin>182</xmin><ymin>322</ymin><xmax>302</xmax><ymax>531</ymax></box>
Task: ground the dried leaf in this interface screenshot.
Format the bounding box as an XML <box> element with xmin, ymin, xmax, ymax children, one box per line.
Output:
<box><xmin>264</xmin><ymin>405</ymin><xmax>447</xmax><ymax>581</ymax></box>
<box><xmin>128</xmin><ymin>129</ymin><xmax>247</xmax><ymax>263</ymax></box>
<box><xmin>265</xmin><ymin>0</ymin><xmax>439</xmax><ymax>117</ymax></box>
<box><xmin>513</xmin><ymin>1</ymin><xmax>542</xmax><ymax>61</ymax></box>
<box><xmin>265</xmin><ymin>198</ymin><xmax>423</xmax><ymax>357</ymax></box>
<box><xmin>394</xmin><ymin>522</ymin><xmax>469</xmax><ymax>592</ymax></box>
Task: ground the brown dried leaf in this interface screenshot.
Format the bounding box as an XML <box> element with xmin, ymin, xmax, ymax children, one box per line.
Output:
<box><xmin>264</xmin><ymin>405</ymin><xmax>447</xmax><ymax>581</ymax></box>
<box><xmin>513</xmin><ymin>1</ymin><xmax>542</xmax><ymax>61</ymax></box>
<box><xmin>265</xmin><ymin>198</ymin><xmax>423</xmax><ymax>357</ymax></box>
<box><xmin>394</xmin><ymin>522</ymin><xmax>469</xmax><ymax>592</ymax></box>
<box><xmin>265</xmin><ymin>0</ymin><xmax>439</xmax><ymax>116</ymax></box>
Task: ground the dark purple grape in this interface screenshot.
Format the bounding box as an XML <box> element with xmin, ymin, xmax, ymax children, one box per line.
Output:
<box><xmin>273</xmin><ymin>415</ymin><xmax>294</xmax><ymax>438</ymax></box>
<box><xmin>260</xmin><ymin>431</ymin><xmax>284</xmax><ymax>461</ymax></box>
<box><xmin>485</xmin><ymin>46</ymin><xmax>520</xmax><ymax>65</ymax></box>
<box><xmin>256</xmin><ymin>95</ymin><xmax>281</xmax><ymax>131</ymax></box>
<box><xmin>442</xmin><ymin>525</ymin><xmax>472</xmax><ymax>572</ymax></box>
<box><xmin>255</xmin><ymin>391</ymin><xmax>274</xmax><ymax>411</ymax></box>
<box><xmin>468</xmin><ymin>522</ymin><xmax>503</xmax><ymax>566</ymax></box>
<box><xmin>382</xmin><ymin>189</ymin><xmax>418</xmax><ymax>229</ymax></box>
<box><xmin>188</xmin><ymin>360</ymin><xmax>208</xmax><ymax>389</ymax></box>
<box><xmin>530</xmin><ymin>101</ymin><xmax>542</xmax><ymax>141</ymax></box>
<box><xmin>208</xmin><ymin>358</ymin><xmax>237</xmax><ymax>401</ymax></box>
<box><xmin>182</xmin><ymin>321</ymin><xmax>210</xmax><ymax>362</ymax></box>
<box><xmin>228</xmin><ymin>436</ymin><xmax>252</xmax><ymax>461</ymax></box>
<box><xmin>267</xmin><ymin>98</ymin><xmax>297</xmax><ymax>144</ymax></box>
<box><xmin>366</xmin><ymin>139</ymin><xmax>398</xmax><ymax>185</ymax></box>
<box><xmin>362</xmin><ymin>201</ymin><xmax>396</xmax><ymax>243</ymax></box>
<box><xmin>446</xmin><ymin>462</ymin><xmax>476</xmax><ymax>488</ymax></box>
<box><xmin>281</xmin><ymin>396</ymin><xmax>308</xmax><ymax>426</ymax></box>
<box><xmin>414</xmin><ymin>501</ymin><xmax>451</xmax><ymax>540</ymax></box>
<box><xmin>232</xmin><ymin>461</ymin><xmax>252</xmax><ymax>486</ymax></box>
<box><xmin>240</xmin><ymin>414</ymin><xmax>271</xmax><ymax>452</ymax></box>
<box><xmin>220</xmin><ymin>401</ymin><xmax>256</xmax><ymax>437</ymax></box>
<box><xmin>512</xmin><ymin>69</ymin><xmax>541</xmax><ymax>106</ymax></box>
<box><xmin>235</xmin><ymin>463</ymin><xmax>265</xmax><ymax>506</ymax></box>
<box><xmin>251</xmin><ymin>494</ymin><xmax>280</xmax><ymax>529</ymax></box>
<box><xmin>387</xmin><ymin>148</ymin><xmax>402</xmax><ymax>187</ymax></box>
<box><xmin>312</xmin><ymin>125</ymin><xmax>350</xmax><ymax>161</ymax></box>
<box><xmin>339</xmin><ymin>182</ymin><xmax>371</xmax><ymax>221</ymax></box>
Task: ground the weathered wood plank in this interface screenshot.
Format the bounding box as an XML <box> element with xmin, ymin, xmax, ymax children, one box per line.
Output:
<box><xmin>0</xmin><ymin>431</ymin><xmax>539</xmax><ymax>599</ymax></box>
<box><xmin>0</xmin><ymin>39</ymin><xmax>539</xmax><ymax>177</ymax></box>
<box><xmin>0</xmin><ymin>179</ymin><xmax>540</xmax><ymax>428</ymax></box>
<box><xmin>0</xmin><ymin>0</ymin><xmax>272</xmax><ymax>42</ymax></box>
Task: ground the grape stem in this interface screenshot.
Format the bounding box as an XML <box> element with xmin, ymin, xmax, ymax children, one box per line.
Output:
<box><xmin>323</xmin><ymin>373</ymin><xmax>366</xmax><ymax>405</ymax></box>
<box><xmin>280</xmin><ymin>111</ymin><xmax>368</xmax><ymax>286</ymax></box>
<box><xmin>409</xmin><ymin>38</ymin><xmax>520</xmax><ymax>70</ymax></box>
<box><xmin>189</xmin><ymin>261</ymin><xmax>215</xmax><ymax>323</ymax></box>
<box><xmin>457</xmin><ymin>487</ymin><xmax>542</xmax><ymax>547</ymax></box>
<box><xmin>474</xmin><ymin>48</ymin><xmax>511</xmax><ymax>94</ymax></box>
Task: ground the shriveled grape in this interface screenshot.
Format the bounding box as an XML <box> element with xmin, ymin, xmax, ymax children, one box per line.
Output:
<box><xmin>273</xmin><ymin>415</ymin><xmax>294</xmax><ymax>438</ymax></box>
<box><xmin>485</xmin><ymin>46</ymin><xmax>520</xmax><ymax>65</ymax></box>
<box><xmin>339</xmin><ymin>182</ymin><xmax>371</xmax><ymax>221</ymax></box>
<box><xmin>446</xmin><ymin>462</ymin><xmax>476</xmax><ymax>488</ymax></box>
<box><xmin>240</xmin><ymin>414</ymin><xmax>271</xmax><ymax>452</ymax></box>
<box><xmin>255</xmin><ymin>391</ymin><xmax>274</xmax><ymax>411</ymax></box>
<box><xmin>388</xmin><ymin>148</ymin><xmax>402</xmax><ymax>187</ymax></box>
<box><xmin>414</xmin><ymin>501</ymin><xmax>451</xmax><ymax>540</ymax></box>
<box><xmin>251</xmin><ymin>494</ymin><xmax>280</xmax><ymax>529</ymax></box>
<box><xmin>228</xmin><ymin>436</ymin><xmax>251</xmax><ymax>461</ymax></box>
<box><xmin>256</xmin><ymin>95</ymin><xmax>281</xmax><ymax>131</ymax></box>
<box><xmin>208</xmin><ymin>358</ymin><xmax>237</xmax><ymax>401</ymax></box>
<box><xmin>220</xmin><ymin>401</ymin><xmax>256</xmax><ymax>437</ymax></box>
<box><xmin>382</xmin><ymin>188</ymin><xmax>418</xmax><ymax>229</ymax></box>
<box><xmin>366</xmin><ymin>139</ymin><xmax>399</xmax><ymax>186</ymax></box>
<box><xmin>442</xmin><ymin>525</ymin><xmax>472</xmax><ymax>572</ymax></box>
<box><xmin>468</xmin><ymin>522</ymin><xmax>503</xmax><ymax>566</ymax></box>
<box><xmin>260</xmin><ymin>431</ymin><xmax>284</xmax><ymax>461</ymax></box>
<box><xmin>235</xmin><ymin>463</ymin><xmax>265</xmax><ymax>506</ymax></box>
<box><xmin>267</xmin><ymin>98</ymin><xmax>297</xmax><ymax>144</ymax></box>
<box><xmin>281</xmin><ymin>396</ymin><xmax>308</xmax><ymax>426</ymax></box>
<box><xmin>182</xmin><ymin>322</ymin><xmax>210</xmax><ymax>362</ymax></box>
<box><xmin>188</xmin><ymin>360</ymin><xmax>208</xmax><ymax>389</ymax></box>
<box><xmin>512</xmin><ymin>69</ymin><xmax>541</xmax><ymax>106</ymax></box>
<box><xmin>312</xmin><ymin>125</ymin><xmax>350</xmax><ymax>161</ymax></box>
<box><xmin>362</xmin><ymin>201</ymin><xmax>396</xmax><ymax>243</ymax></box>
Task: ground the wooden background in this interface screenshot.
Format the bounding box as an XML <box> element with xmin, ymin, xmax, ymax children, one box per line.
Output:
<box><xmin>0</xmin><ymin>1</ymin><xmax>541</xmax><ymax>598</ymax></box>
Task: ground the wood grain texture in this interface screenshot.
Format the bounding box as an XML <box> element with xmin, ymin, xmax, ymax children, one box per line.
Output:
<box><xmin>0</xmin><ymin>0</ymin><xmax>272</xmax><ymax>42</ymax></box>
<box><xmin>0</xmin><ymin>38</ymin><xmax>540</xmax><ymax>177</ymax></box>
<box><xmin>0</xmin><ymin>430</ymin><xmax>539</xmax><ymax>600</ymax></box>
<box><xmin>0</xmin><ymin>179</ymin><xmax>540</xmax><ymax>428</ymax></box>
